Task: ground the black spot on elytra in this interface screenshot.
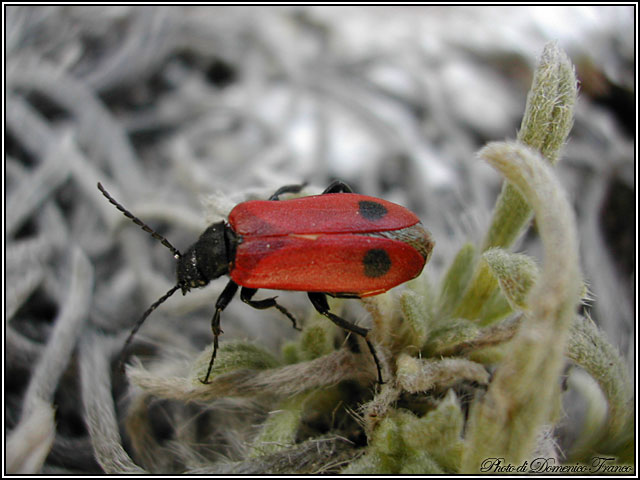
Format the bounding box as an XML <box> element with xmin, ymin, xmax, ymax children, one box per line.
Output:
<box><xmin>359</xmin><ymin>200</ymin><xmax>387</xmax><ymax>221</ymax></box>
<box><xmin>363</xmin><ymin>249</ymin><xmax>391</xmax><ymax>278</ymax></box>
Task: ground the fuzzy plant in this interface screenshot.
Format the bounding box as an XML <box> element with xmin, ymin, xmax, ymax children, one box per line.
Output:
<box><xmin>121</xmin><ymin>43</ymin><xmax>633</xmax><ymax>474</ymax></box>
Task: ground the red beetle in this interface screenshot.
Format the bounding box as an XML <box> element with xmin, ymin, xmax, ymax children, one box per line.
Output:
<box><xmin>98</xmin><ymin>181</ymin><xmax>434</xmax><ymax>383</ymax></box>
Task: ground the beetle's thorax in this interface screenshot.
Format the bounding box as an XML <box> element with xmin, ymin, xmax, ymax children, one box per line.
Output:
<box><xmin>176</xmin><ymin>222</ymin><xmax>235</xmax><ymax>294</ymax></box>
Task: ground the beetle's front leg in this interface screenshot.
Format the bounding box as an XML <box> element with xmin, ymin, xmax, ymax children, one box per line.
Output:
<box><xmin>202</xmin><ymin>280</ymin><xmax>239</xmax><ymax>384</ymax></box>
<box><xmin>269</xmin><ymin>183</ymin><xmax>307</xmax><ymax>201</ymax></box>
<box><xmin>307</xmin><ymin>292</ymin><xmax>383</xmax><ymax>384</ymax></box>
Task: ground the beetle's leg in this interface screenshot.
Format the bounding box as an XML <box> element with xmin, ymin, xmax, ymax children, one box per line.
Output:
<box><xmin>307</xmin><ymin>292</ymin><xmax>383</xmax><ymax>384</ymax></box>
<box><xmin>322</xmin><ymin>180</ymin><xmax>353</xmax><ymax>194</ymax></box>
<box><xmin>240</xmin><ymin>287</ymin><xmax>301</xmax><ymax>331</ymax></box>
<box><xmin>269</xmin><ymin>180</ymin><xmax>350</xmax><ymax>200</ymax></box>
<box><xmin>202</xmin><ymin>280</ymin><xmax>239</xmax><ymax>384</ymax></box>
<box><xmin>269</xmin><ymin>183</ymin><xmax>307</xmax><ymax>201</ymax></box>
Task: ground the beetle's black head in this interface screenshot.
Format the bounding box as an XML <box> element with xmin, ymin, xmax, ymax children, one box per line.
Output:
<box><xmin>176</xmin><ymin>222</ymin><xmax>233</xmax><ymax>294</ymax></box>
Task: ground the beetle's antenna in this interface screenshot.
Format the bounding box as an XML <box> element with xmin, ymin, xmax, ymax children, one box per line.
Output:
<box><xmin>97</xmin><ymin>182</ymin><xmax>182</xmax><ymax>259</ymax></box>
<box><xmin>117</xmin><ymin>284</ymin><xmax>181</xmax><ymax>373</ymax></box>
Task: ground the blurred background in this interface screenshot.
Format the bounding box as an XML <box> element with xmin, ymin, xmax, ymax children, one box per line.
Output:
<box><xmin>5</xmin><ymin>5</ymin><xmax>635</xmax><ymax>473</ymax></box>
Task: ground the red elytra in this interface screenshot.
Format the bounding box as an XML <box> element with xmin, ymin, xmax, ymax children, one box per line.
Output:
<box><xmin>229</xmin><ymin>194</ymin><xmax>420</xmax><ymax>236</ymax></box>
<box><xmin>98</xmin><ymin>181</ymin><xmax>434</xmax><ymax>384</ymax></box>
<box><xmin>229</xmin><ymin>194</ymin><xmax>431</xmax><ymax>296</ymax></box>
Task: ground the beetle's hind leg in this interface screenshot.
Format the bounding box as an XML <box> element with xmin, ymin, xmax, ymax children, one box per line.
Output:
<box><xmin>269</xmin><ymin>180</ymin><xmax>351</xmax><ymax>200</ymax></box>
<box><xmin>240</xmin><ymin>287</ymin><xmax>301</xmax><ymax>331</ymax></box>
<box><xmin>307</xmin><ymin>292</ymin><xmax>383</xmax><ymax>384</ymax></box>
<box><xmin>202</xmin><ymin>280</ymin><xmax>239</xmax><ymax>384</ymax></box>
<box><xmin>322</xmin><ymin>180</ymin><xmax>353</xmax><ymax>194</ymax></box>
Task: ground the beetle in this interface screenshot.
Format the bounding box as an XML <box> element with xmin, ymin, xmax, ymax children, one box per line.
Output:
<box><xmin>98</xmin><ymin>180</ymin><xmax>434</xmax><ymax>384</ymax></box>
